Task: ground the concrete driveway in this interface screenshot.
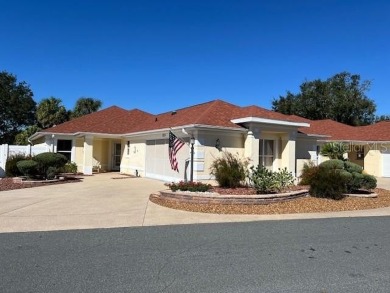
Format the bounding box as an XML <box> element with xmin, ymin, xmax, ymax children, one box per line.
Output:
<box><xmin>1</xmin><ymin>174</ymin><xmax>390</xmax><ymax>233</ymax></box>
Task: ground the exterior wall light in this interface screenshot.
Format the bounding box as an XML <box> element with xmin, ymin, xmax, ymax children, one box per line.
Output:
<box><xmin>215</xmin><ymin>138</ymin><xmax>221</xmax><ymax>150</ymax></box>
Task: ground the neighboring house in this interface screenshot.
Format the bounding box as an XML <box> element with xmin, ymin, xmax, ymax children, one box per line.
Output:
<box><xmin>29</xmin><ymin>99</ymin><xmax>390</xmax><ymax>180</ymax></box>
<box><xmin>299</xmin><ymin>119</ymin><xmax>390</xmax><ymax>177</ymax></box>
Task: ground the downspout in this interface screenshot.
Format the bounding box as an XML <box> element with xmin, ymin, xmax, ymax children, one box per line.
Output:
<box><xmin>27</xmin><ymin>138</ymin><xmax>34</xmax><ymax>157</ymax></box>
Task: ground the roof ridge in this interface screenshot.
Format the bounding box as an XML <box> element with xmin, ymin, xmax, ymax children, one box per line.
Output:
<box><xmin>194</xmin><ymin>100</ymin><xmax>226</xmax><ymax>124</ymax></box>
<box><xmin>156</xmin><ymin>99</ymin><xmax>221</xmax><ymax>116</ymax></box>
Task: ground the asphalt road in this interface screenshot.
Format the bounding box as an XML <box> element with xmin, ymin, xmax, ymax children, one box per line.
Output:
<box><xmin>1</xmin><ymin>217</ymin><xmax>390</xmax><ymax>293</ymax></box>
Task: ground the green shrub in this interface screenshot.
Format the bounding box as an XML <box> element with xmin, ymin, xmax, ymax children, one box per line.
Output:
<box><xmin>306</xmin><ymin>159</ymin><xmax>376</xmax><ymax>198</ymax></box>
<box><xmin>248</xmin><ymin>166</ymin><xmax>294</xmax><ymax>194</ymax></box>
<box><xmin>309</xmin><ymin>168</ymin><xmax>347</xmax><ymax>200</ymax></box>
<box><xmin>210</xmin><ymin>152</ymin><xmax>248</xmax><ymax>188</ymax></box>
<box><xmin>339</xmin><ymin>170</ymin><xmax>353</xmax><ymax>182</ymax></box>
<box><xmin>273</xmin><ymin>167</ymin><xmax>295</xmax><ymax>190</ymax></box>
<box><xmin>361</xmin><ymin>174</ymin><xmax>377</xmax><ymax>190</ymax></box>
<box><xmin>46</xmin><ymin>166</ymin><xmax>57</xmax><ymax>180</ymax></box>
<box><xmin>299</xmin><ymin>162</ymin><xmax>319</xmax><ymax>185</ymax></box>
<box><xmin>249</xmin><ymin>165</ymin><xmax>278</xmax><ymax>194</ymax></box>
<box><xmin>319</xmin><ymin>159</ymin><xmax>344</xmax><ymax>170</ymax></box>
<box><xmin>60</xmin><ymin>161</ymin><xmax>78</xmax><ymax>173</ymax></box>
<box><xmin>5</xmin><ymin>154</ymin><xmax>28</xmax><ymax>177</ymax></box>
<box><xmin>348</xmin><ymin>172</ymin><xmax>364</xmax><ymax>191</ymax></box>
<box><xmin>168</xmin><ymin>181</ymin><xmax>212</xmax><ymax>192</ymax></box>
<box><xmin>344</xmin><ymin>161</ymin><xmax>363</xmax><ymax>174</ymax></box>
<box><xmin>16</xmin><ymin>160</ymin><xmax>38</xmax><ymax>178</ymax></box>
<box><xmin>34</xmin><ymin>152</ymin><xmax>68</xmax><ymax>179</ymax></box>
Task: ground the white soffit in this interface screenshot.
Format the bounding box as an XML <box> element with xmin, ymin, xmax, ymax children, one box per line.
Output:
<box><xmin>231</xmin><ymin>117</ymin><xmax>310</xmax><ymax>128</ymax></box>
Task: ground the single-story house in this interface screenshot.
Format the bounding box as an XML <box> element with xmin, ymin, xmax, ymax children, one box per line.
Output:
<box><xmin>29</xmin><ymin>99</ymin><xmax>390</xmax><ymax>181</ymax></box>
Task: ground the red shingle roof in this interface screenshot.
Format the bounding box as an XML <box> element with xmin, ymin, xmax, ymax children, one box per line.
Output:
<box><xmin>299</xmin><ymin>119</ymin><xmax>390</xmax><ymax>141</ymax></box>
<box><xmin>38</xmin><ymin>99</ymin><xmax>390</xmax><ymax>142</ymax></box>
<box><xmin>39</xmin><ymin>99</ymin><xmax>309</xmax><ymax>136</ymax></box>
<box><xmin>41</xmin><ymin>106</ymin><xmax>153</xmax><ymax>134</ymax></box>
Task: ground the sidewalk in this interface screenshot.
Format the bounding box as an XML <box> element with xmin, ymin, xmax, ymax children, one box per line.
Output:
<box><xmin>0</xmin><ymin>173</ymin><xmax>389</xmax><ymax>233</ymax></box>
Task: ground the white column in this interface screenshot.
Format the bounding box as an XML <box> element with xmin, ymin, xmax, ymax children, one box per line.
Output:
<box><xmin>83</xmin><ymin>136</ymin><xmax>93</xmax><ymax>175</ymax></box>
<box><xmin>281</xmin><ymin>132</ymin><xmax>296</xmax><ymax>177</ymax></box>
<box><xmin>244</xmin><ymin>130</ymin><xmax>259</xmax><ymax>167</ymax></box>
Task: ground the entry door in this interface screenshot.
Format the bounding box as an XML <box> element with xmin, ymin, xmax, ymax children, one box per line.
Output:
<box><xmin>112</xmin><ymin>143</ymin><xmax>121</xmax><ymax>171</ymax></box>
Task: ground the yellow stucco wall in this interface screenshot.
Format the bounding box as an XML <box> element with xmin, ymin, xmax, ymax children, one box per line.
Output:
<box><xmin>364</xmin><ymin>149</ymin><xmax>381</xmax><ymax>176</ymax></box>
<box><xmin>197</xmin><ymin>132</ymin><xmax>245</xmax><ymax>180</ymax></box>
<box><xmin>75</xmin><ymin>138</ymin><xmax>84</xmax><ymax>172</ymax></box>
<box><xmin>92</xmin><ymin>139</ymin><xmax>110</xmax><ymax>172</ymax></box>
<box><xmin>120</xmin><ymin>140</ymin><xmax>146</xmax><ymax>176</ymax></box>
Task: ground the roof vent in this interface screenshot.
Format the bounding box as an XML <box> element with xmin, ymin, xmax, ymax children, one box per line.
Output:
<box><xmin>171</xmin><ymin>110</ymin><xmax>177</xmax><ymax>115</ymax></box>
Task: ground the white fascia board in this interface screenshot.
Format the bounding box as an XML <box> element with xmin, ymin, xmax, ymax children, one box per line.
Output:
<box><xmin>300</xmin><ymin>133</ymin><xmax>331</xmax><ymax>138</ymax></box>
<box><xmin>319</xmin><ymin>139</ymin><xmax>390</xmax><ymax>144</ymax></box>
<box><xmin>122</xmin><ymin>124</ymin><xmax>247</xmax><ymax>138</ymax></box>
<box><xmin>231</xmin><ymin>117</ymin><xmax>310</xmax><ymax>128</ymax></box>
<box><xmin>31</xmin><ymin>131</ymin><xmax>125</xmax><ymax>141</ymax></box>
<box><xmin>74</xmin><ymin>132</ymin><xmax>124</xmax><ymax>138</ymax></box>
<box><xmin>29</xmin><ymin>132</ymin><xmax>76</xmax><ymax>141</ymax></box>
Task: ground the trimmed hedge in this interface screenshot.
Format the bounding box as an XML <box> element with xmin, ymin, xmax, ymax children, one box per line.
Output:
<box><xmin>34</xmin><ymin>152</ymin><xmax>68</xmax><ymax>178</ymax></box>
<box><xmin>319</xmin><ymin>159</ymin><xmax>344</xmax><ymax>170</ymax></box>
<box><xmin>344</xmin><ymin>161</ymin><xmax>363</xmax><ymax>174</ymax></box>
<box><xmin>303</xmin><ymin>159</ymin><xmax>377</xmax><ymax>200</ymax></box>
<box><xmin>16</xmin><ymin>160</ymin><xmax>38</xmax><ymax>178</ymax></box>
<box><xmin>168</xmin><ymin>181</ymin><xmax>212</xmax><ymax>192</ymax></box>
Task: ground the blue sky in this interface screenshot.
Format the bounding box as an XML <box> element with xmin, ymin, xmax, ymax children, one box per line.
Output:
<box><xmin>1</xmin><ymin>0</ymin><xmax>389</xmax><ymax>115</ymax></box>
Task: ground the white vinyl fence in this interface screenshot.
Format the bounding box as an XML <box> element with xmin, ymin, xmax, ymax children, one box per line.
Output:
<box><xmin>0</xmin><ymin>144</ymin><xmax>49</xmax><ymax>177</ymax></box>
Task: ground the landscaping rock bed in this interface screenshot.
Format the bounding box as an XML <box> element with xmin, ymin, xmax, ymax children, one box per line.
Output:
<box><xmin>0</xmin><ymin>176</ymin><xmax>82</xmax><ymax>192</ymax></box>
<box><xmin>150</xmin><ymin>188</ymin><xmax>390</xmax><ymax>214</ymax></box>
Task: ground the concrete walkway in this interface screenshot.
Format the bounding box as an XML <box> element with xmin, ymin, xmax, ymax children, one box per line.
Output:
<box><xmin>0</xmin><ymin>173</ymin><xmax>390</xmax><ymax>233</ymax></box>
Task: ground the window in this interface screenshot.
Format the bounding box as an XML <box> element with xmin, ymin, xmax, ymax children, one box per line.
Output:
<box><xmin>259</xmin><ymin>139</ymin><xmax>274</xmax><ymax>170</ymax></box>
<box><xmin>57</xmin><ymin>139</ymin><xmax>72</xmax><ymax>161</ymax></box>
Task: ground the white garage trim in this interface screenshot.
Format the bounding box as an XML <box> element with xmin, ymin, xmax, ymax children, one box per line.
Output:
<box><xmin>383</xmin><ymin>151</ymin><xmax>390</xmax><ymax>177</ymax></box>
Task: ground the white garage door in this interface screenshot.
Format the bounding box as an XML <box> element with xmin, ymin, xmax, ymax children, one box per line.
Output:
<box><xmin>145</xmin><ymin>139</ymin><xmax>189</xmax><ymax>182</ymax></box>
<box><xmin>383</xmin><ymin>151</ymin><xmax>390</xmax><ymax>177</ymax></box>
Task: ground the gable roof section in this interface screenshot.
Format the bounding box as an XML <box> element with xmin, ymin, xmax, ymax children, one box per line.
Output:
<box><xmin>299</xmin><ymin>119</ymin><xmax>390</xmax><ymax>141</ymax></box>
<box><xmin>355</xmin><ymin>121</ymin><xmax>390</xmax><ymax>141</ymax></box>
<box><xmin>235</xmin><ymin>106</ymin><xmax>309</xmax><ymax>124</ymax></box>
<box><xmin>127</xmin><ymin>100</ymin><xmax>310</xmax><ymax>133</ymax></box>
<box><xmin>40</xmin><ymin>106</ymin><xmax>153</xmax><ymax>135</ymax></box>
<box><xmin>126</xmin><ymin>100</ymin><xmax>244</xmax><ymax>133</ymax></box>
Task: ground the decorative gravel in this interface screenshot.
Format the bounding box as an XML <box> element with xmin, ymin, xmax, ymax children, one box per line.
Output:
<box><xmin>150</xmin><ymin>188</ymin><xmax>390</xmax><ymax>214</ymax></box>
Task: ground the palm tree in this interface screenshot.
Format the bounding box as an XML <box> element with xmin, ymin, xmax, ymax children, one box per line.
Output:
<box><xmin>320</xmin><ymin>142</ymin><xmax>347</xmax><ymax>160</ymax></box>
<box><xmin>71</xmin><ymin>97</ymin><xmax>102</xmax><ymax>119</ymax></box>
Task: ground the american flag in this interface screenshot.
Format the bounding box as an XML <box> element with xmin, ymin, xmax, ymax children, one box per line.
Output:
<box><xmin>169</xmin><ymin>131</ymin><xmax>185</xmax><ymax>172</ymax></box>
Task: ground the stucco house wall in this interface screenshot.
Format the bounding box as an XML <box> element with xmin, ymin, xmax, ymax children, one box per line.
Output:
<box><xmin>120</xmin><ymin>140</ymin><xmax>146</xmax><ymax>176</ymax></box>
